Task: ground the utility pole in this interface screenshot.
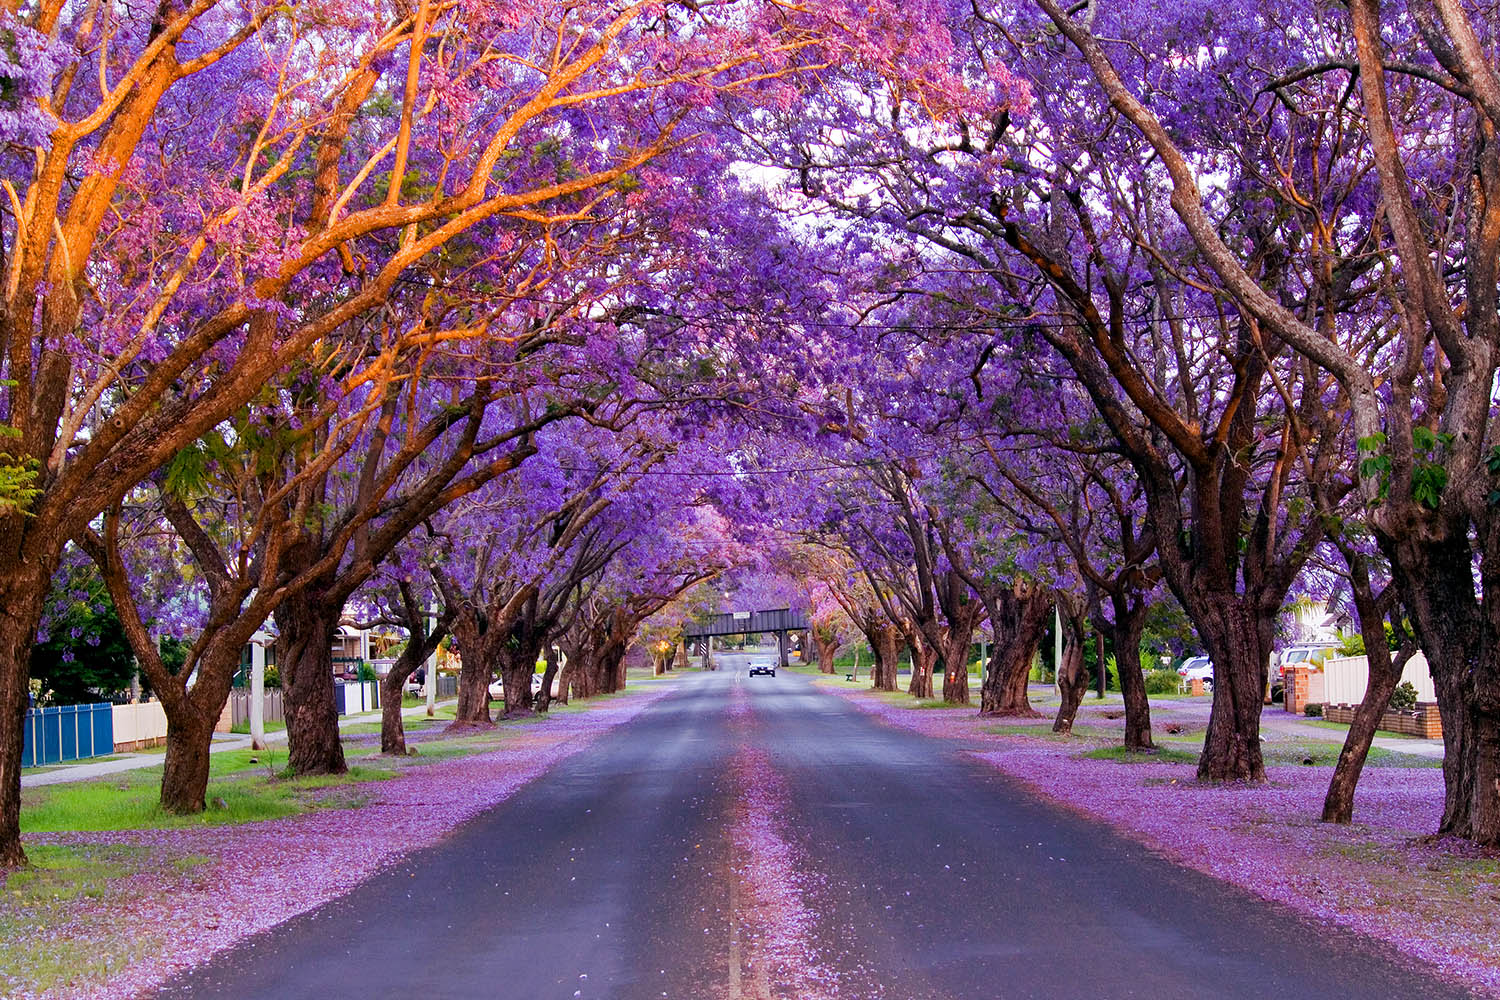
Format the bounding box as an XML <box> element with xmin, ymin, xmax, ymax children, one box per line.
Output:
<box><xmin>250</xmin><ymin>641</ymin><xmax>266</xmax><ymax>751</ymax></box>
<box><xmin>425</xmin><ymin>605</ymin><xmax>438</xmax><ymax>718</ymax></box>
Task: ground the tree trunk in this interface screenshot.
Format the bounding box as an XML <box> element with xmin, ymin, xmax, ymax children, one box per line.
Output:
<box><xmin>1052</xmin><ymin>613</ymin><xmax>1090</xmax><ymax>734</ymax></box>
<box><xmin>868</xmin><ymin>622</ymin><xmax>901</xmax><ymax>691</ymax></box>
<box><xmin>979</xmin><ymin>587</ymin><xmax>1052</xmax><ymax>717</ymax></box>
<box><xmin>905</xmin><ymin>629</ymin><xmax>937</xmax><ymax>699</ymax></box>
<box><xmin>159</xmin><ymin>708</ymin><xmax>219</xmax><ymax>814</ymax></box>
<box><xmin>1189</xmin><ymin>595</ymin><xmax>1270</xmax><ymax>783</ymax></box>
<box><xmin>0</xmin><ymin>552</ymin><xmax>61</xmax><ymax>868</ymax></box>
<box><xmin>609</xmin><ymin>647</ymin><xmax>628</xmax><ymax>692</ymax></box>
<box><xmin>1106</xmin><ymin>594</ymin><xmax>1153</xmax><ymax>750</ymax></box>
<box><xmin>497</xmin><ymin>635</ymin><xmax>541</xmax><ymax>716</ymax></box>
<box><xmin>379</xmin><ymin>667</ymin><xmax>409</xmax><ymax>757</ymax></box>
<box><xmin>1381</xmin><ymin>528</ymin><xmax>1500</xmax><ymax>842</ymax></box>
<box><xmin>939</xmin><ymin>630</ymin><xmax>971</xmax><ymax>705</ymax></box>
<box><xmin>563</xmin><ymin>637</ymin><xmax>596</xmax><ymax>700</ymax></box>
<box><xmin>1322</xmin><ymin>660</ymin><xmax>1402</xmax><ymax>823</ymax></box>
<box><xmin>448</xmin><ymin>609</ymin><xmax>494</xmax><ymax>729</ymax></box>
<box><xmin>276</xmin><ymin>599</ymin><xmax>347</xmax><ymax>777</ymax></box>
<box><xmin>775</xmin><ymin>631</ymin><xmax>790</xmax><ymax>670</ymax></box>
<box><xmin>379</xmin><ymin>625</ymin><xmax>446</xmax><ymax>756</ymax></box>
<box><xmin>535</xmin><ymin>645</ymin><xmax>561</xmax><ymax>714</ymax></box>
<box><xmin>814</xmin><ymin>632</ymin><xmax>839</xmax><ymax>674</ymax></box>
<box><xmin>156</xmin><ymin>643</ymin><xmax>242</xmax><ymax>811</ymax></box>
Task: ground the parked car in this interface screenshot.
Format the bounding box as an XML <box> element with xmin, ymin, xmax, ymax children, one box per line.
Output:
<box><xmin>487</xmin><ymin>674</ymin><xmax>549</xmax><ymax>699</ymax></box>
<box><xmin>748</xmin><ymin>658</ymin><xmax>776</xmax><ymax>677</ymax></box>
<box><xmin>1270</xmin><ymin>644</ymin><xmax>1338</xmax><ymax>701</ymax></box>
<box><xmin>1177</xmin><ymin>655</ymin><xmax>1214</xmax><ymax>691</ymax></box>
<box><xmin>1276</xmin><ymin>644</ymin><xmax>1338</xmax><ymax>669</ymax></box>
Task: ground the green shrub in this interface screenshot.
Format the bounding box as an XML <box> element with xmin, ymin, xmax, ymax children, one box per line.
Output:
<box><xmin>1337</xmin><ymin>633</ymin><xmax>1365</xmax><ymax>657</ymax></box>
<box><xmin>1389</xmin><ymin>680</ymin><xmax>1418</xmax><ymax>712</ymax></box>
<box><xmin>357</xmin><ymin>662</ymin><xmax>378</xmax><ymax>682</ymax></box>
<box><xmin>1144</xmin><ymin>669</ymin><xmax>1181</xmax><ymax>695</ymax></box>
<box><xmin>1304</xmin><ymin>703</ymin><xmax>1323</xmax><ymax>718</ymax></box>
<box><xmin>263</xmin><ymin>665</ymin><xmax>281</xmax><ymax>689</ymax></box>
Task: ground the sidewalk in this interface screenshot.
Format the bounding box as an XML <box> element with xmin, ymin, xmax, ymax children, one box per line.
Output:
<box><xmin>21</xmin><ymin>699</ymin><xmax>457</xmax><ymax>788</ymax></box>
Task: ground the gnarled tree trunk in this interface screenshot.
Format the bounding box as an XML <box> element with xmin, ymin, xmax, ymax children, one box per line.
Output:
<box><xmin>813</xmin><ymin>630</ymin><xmax>839</xmax><ymax>674</ymax></box>
<box><xmin>867</xmin><ymin>621</ymin><xmax>901</xmax><ymax>691</ymax></box>
<box><xmin>448</xmin><ymin>604</ymin><xmax>494</xmax><ymax>730</ymax></box>
<box><xmin>1382</xmin><ymin>529</ymin><xmax>1500</xmax><ymax>842</ymax></box>
<box><xmin>276</xmin><ymin>598</ymin><xmax>347</xmax><ymax>777</ymax></box>
<box><xmin>1189</xmin><ymin>593</ymin><xmax>1272</xmax><ymax>783</ymax></box>
<box><xmin>979</xmin><ymin>585</ymin><xmax>1052</xmax><ymax>717</ymax></box>
<box><xmin>904</xmin><ymin>625</ymin><xmax>937</xmax><ymax>699</ymax></box>
<box><xmin>497</xmin><ymin>633</ymin><xmax>542</xmax><ymax>716</ymax></box>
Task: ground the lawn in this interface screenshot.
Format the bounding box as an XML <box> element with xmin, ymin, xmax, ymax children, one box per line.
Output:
<box><xmin>0</xmin><ymin>843</ymin><xmax>168</xmax><ymax>996</ymax></box>
<box><xmin>20</xmin><ymin>748</ymin><xmax>400</xmax><ymax>834</ymax></box>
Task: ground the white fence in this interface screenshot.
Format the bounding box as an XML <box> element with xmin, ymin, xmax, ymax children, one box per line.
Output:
<box><xmin>1322</xmin><ymin>651</ymin><xmax>1437</xmax><ymax>706</ymax></box>
<box><xmin>112</xmin><ymin>702</ymin><xmax>168</xmax><ymax>750</ymax></box>
<box><xmin>337</xmin><ymin>681</ymin><xmax>379</xmax><ymax>715</ymax></box>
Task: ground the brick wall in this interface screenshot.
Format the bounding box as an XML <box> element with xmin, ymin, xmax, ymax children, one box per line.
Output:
<box><xmin>1323</xmin><ymin>703</ymin><xmax>1443</xmax><ymax>739</ymax></box>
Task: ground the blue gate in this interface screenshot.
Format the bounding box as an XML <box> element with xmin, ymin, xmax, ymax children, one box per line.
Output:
<box><xmin>22</xmin><ymin>704</ymin><xmax>114</xmax><ymax>767</ymax></box>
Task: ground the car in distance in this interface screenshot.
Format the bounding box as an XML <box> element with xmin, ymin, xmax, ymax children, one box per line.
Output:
<box><xmin>748</xmin><ymin>658</ymin><xmax>776</xmax><ymax>677</ymax></box>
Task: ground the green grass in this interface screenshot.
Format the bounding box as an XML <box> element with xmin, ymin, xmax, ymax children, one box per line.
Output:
<box><xmin>20</xmin><ymin>749</ymin><xmax>398</xmax><ymax>834</ymax></box>
<box><xmin>1082</xmin><ymin>745</ymin><xmax>1200</xmax><ymax>764</ymax></box>
<box><xmin>0</xmin><ymin>843</ymin><xmax>160</xmax><ymax>996</ymax></box>
<box><xmin>229</xmin><ymin>718</ymin><xmax>287</xmax><ymax>735</ymax></box>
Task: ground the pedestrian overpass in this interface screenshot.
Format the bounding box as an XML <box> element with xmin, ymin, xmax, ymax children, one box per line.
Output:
<box><xmin>684</xmin><ymin>607</ymin><xmax>810</xmax><ymax>669</ymax></box>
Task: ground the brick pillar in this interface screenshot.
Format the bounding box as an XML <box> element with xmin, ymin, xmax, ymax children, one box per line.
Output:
<box><xmin>1285</xmin><ymin>666</ymin><xmax>1311</xmax><ymax>715</ymax></box>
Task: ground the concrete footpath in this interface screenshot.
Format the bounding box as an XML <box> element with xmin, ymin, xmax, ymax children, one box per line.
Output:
<box><xmin>20</xmin><ymin>699</ymin><xmax>457</xmax><ymax>788</ymax></box>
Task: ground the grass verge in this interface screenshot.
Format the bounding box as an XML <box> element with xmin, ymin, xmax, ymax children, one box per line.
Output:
<box><xmin>0</xmin><ymin>843</ymin><xmax>165</xmax><ymax>997</ymax></box>
<box><xmin>21</xmin><ymin>749</ymin><xmax>397</xmax><ymax>834</ymax></box>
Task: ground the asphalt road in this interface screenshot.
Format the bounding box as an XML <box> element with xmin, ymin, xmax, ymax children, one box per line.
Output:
<box><xmin>153</xmin><ymin>655</ymin><xmax>1473</xmax><ymax>1000</ymax></box>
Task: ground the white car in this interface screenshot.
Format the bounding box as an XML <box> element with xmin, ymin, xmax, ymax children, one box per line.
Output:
<box><xmin>1177</xmin><ymin>655</ymin><xmax>1214</xmax><ymax>689</ymax></box>
<box><xmin>1277</xmin><ymin>645</ymin><xmax>1337</xmax><ymax>669</ymax></box>
<box><xmin>487</xmin><ymin>674</ymin><xmax>548</xmax><ymax>699</ymax></box>
<box><xmin>748</xmin><ymin>658</ymin><xmax>776</xmax><ymax>677</ymax></box>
